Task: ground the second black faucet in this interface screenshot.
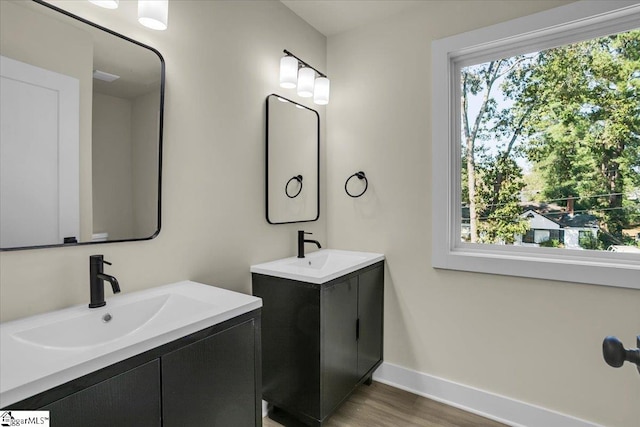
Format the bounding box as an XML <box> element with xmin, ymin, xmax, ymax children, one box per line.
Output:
<box><xmin>298</xmin><ymin>230</ymin><xmax>321</xmax><ymax>258</ymax></box>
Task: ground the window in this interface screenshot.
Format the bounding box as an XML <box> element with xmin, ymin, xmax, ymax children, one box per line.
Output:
<box><xmin>431</xmin><ymin>1</ymin><xmax>640</xmax><ymax>289</ymax></box>
<box><xmin>522</xmin><ymin>230</ymin><xmax>564</xmax><ymax>246</ymax></box>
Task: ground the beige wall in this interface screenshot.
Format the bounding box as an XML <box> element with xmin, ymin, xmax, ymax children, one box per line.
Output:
<box><xmin>92</xmin><ymin>92</ymin><xmax>134</xmax><ymax>240</ymax></box>
<box><xmin>326</xmin><ymin>1</ymin><xmax>639</xmax><ymax>426</ymax></box>
<box><xmin>93</xmin><ymin>89</ymin><xmax>161</xmax><ymax>241</ymax></box>
<box><xmin>131</xmin><ymin>89</ymin><xmax>161</xmax><ymax>239</ymax></box>
<box><xmin>0</xmin><ymin>0</ymin><xmax>93</xmax><ymax>242</ymax></box>
<box><xmin>0</xmin><ymin>0</ymin><xmax>327</xmax><ymax>320</ymax></box>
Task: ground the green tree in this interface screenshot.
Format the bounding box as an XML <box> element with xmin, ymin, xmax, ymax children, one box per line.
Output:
<box><xmin>461</xmin><ymin>58</ymin><xmax>533</xmax><ymax>242</ymax></box>
<box><xmin>475</xmin><ymin>156</ymin><xmax>529</xmax><ymax>243</ymax></box>
<box><xmin>522</xmin><ymin>30</ymin><xmax>640</xmax><ymax>238</ymax></box>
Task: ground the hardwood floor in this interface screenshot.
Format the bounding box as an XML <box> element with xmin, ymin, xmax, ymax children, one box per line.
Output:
<box><xmin>262</xmin><ymin>382</ymin><xmax>507</xmax><ymax>427</ymax></box>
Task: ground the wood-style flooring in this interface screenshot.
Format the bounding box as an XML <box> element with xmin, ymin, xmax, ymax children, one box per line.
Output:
<box><xmin>262</xmin><ymin>382</ymin><xmax>507</xmax><ymax>427</ymax></box>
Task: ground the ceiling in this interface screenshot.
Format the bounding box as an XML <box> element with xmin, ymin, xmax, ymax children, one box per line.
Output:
<box><xmin>280</xmin><ymin>0</ymin><xmax>423</xmax><ymax>37</ymax></box>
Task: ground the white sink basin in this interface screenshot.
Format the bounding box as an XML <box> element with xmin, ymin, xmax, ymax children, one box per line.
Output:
<box><xmin>0</xmin><ymin>281</ymin><xmax>261</xmax><ymax>407</ymax></box>
<box><xmin>13</xmin><ymin>293</ymin><xmax>212</xmax><ymax>350</ymax></box>
<box><xmin>251</xmin><ymin>249</ymin><xmax>384</xmax><ymax>284</ymax></box>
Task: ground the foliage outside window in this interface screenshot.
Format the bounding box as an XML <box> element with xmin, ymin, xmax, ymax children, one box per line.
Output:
<box><xmin>431</xmin><ymin>1</ymin><xmax>640</xmax><ymax>289</ymax></box>
<box><xmin>461</xmin><ymin>29</ymin><xmax>639</xmax><ymax>251</ymax></box>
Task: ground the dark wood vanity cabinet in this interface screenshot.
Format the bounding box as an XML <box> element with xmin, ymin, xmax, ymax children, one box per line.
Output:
<box><xmin>253</xmin><ymin>261</ymin><xmax>384</xmax><ymax>427</ymax></box>
<box><xmin>42</xmin><ymin>360</ymin><xmax>162</xmax><ymax>427</ymax></box>
<box><xmin>6</xmin><ymin>310</ymin><xmax>262</xmax><ymax>427</ymax></box>
<box><xmin>162</xmin><ymin>321</ymin><xmax>258</xmax><ymax>427</ymax></box>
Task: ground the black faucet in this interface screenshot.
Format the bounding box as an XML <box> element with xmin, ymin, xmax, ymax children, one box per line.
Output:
<box><xmin>89</xmin><ymin>255</ymin><xmax>120</xmax><ymax>308</ymax></box>
<box><xmin>298</xmin><ymin>230</ymin><xmax>321</xmax><ymax>258</ymax></box>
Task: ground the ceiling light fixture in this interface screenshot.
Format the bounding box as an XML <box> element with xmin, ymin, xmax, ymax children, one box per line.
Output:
<box><xmin>93</xmin><ymin>70</ymin><xmax>120</xmax><ymax>82</ymax></box>
<box><xmin>279</xmin><ymin>49</ymin><xmax>330</xmax><ymax>105</ymax></box>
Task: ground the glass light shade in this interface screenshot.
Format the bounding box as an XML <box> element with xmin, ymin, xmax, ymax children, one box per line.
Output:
<box><xmin>279</xmin><ymin>56</ymin><xmax>298</xmax><ymax>89</ymax></box>
<box><xmin>89</xmin><ymin>0</ymin><xmax>119</xmax><ymax>9</ymax></box>
<box><xmin>138</xmin><ymin>0</ymin><xmax>168</xmax><ymax>31</ymax></box>
<box><xmin>313</xmin><ymin>77</ymin><xmax>330</xmax><ymax>105</ymax></box>
<box><xmin>297</xmin><ymin>67</ymin><xmax>315</xmax><ymax>98</ymax></box>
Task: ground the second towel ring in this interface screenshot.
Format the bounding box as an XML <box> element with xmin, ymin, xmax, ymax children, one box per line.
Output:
<box><xmin>285</xmin><ymin>175</ymin><xmax>303</xmax><ymax>198</ymax></box>
<box><xmin>345</xmin><ymin>171</ymin><xmax>368</xmax><ymax>198</ymax></box>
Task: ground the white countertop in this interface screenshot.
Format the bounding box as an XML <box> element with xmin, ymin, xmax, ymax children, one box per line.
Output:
<box><xmin>250</xmin><ymin>249</ymin><xmax>385</xmax><ymax>284</ymax></box>
<box><xmin>0</xmin><ymin>281</ymin><xmax>261</xmax><ymax>407</ymax></box>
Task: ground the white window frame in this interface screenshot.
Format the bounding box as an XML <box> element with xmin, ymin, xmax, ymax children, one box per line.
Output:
<box><xmin>431</xmin><ymin>0</ymin><xmax>640</xmax><ymax>290</ymax></box>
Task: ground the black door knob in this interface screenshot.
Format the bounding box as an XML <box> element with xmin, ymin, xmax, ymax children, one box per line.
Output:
<box><xmin>602</xmin><ymin>336</ymin><xmax>640</xmax><ymax>369</ymax></box>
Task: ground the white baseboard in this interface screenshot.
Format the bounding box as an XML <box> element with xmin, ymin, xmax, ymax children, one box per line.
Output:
<box><xmin>372</xmin><ymin>362</ymin><xmax>603</xmax><ymax>427</ymax></box>
<box><xmin>262</xmin><ymin>400</ymin><xmax>268</xmax><ymax>417</ymax></box>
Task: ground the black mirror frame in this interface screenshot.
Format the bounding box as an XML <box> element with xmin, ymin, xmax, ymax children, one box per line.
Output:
<box><xmin>1</xmin><ymin>0</ymin><xmax>165</xmax><ymax>251</ymax></box>
<box><xmin>265</xmin><ymin>94</ymin><xmax>320</xmax><ymax>225</ymax></box>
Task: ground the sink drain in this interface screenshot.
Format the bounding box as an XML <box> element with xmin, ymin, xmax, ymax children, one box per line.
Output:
<box><xmin>102</xmin><ymin>313</ymin><xmax>113</xmax><ymax>323</ymax></box>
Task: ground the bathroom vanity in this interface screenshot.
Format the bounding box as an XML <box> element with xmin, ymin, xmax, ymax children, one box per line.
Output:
<box><xmin>251</xmin><ymin>249</ymin><xmax>384</xmax><ymax>426</ymax></box>
<box><xmin>0</xmin><ymin>281</ymin><xmax>262</xmax><ymax>427</ymax></box>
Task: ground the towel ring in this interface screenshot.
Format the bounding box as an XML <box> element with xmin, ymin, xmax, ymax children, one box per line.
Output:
<box><xmin>285</xmin><ymin>175</ymin><xmax>303</xmax><ymax>198</ymax></box>
<box><xmin>345</xmin><ymin>171</ymin><xmax>368</xmax><ymax>198</ymax></box>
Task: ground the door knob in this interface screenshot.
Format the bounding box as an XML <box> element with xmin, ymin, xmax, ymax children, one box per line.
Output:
<box><xmin>602</xmin><ymin>336</ymin><xmax>640</xmax><ymax>374</ymax></box>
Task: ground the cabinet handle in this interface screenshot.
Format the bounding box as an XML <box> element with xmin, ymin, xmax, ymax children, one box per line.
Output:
<box><xmin>356</xmin><ymin>318</ymin><xmax>360</xmax><ymax>341</ymax></box>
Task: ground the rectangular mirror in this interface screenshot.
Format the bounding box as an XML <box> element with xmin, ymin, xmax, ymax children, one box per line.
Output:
<box><xmin>266</xmin><ymin>94</ymin><xmax>319</xmax><ymax>224</ymax></box>
<box><xmin>0</xmin><ymin>0</ymin><xmax>164</xmax><ymax>250</ymax></box>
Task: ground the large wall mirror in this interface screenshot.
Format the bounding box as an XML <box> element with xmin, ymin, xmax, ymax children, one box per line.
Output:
<box><xmin>266</xmin><ymin>94</ymin><xmax>319</xmax><ymax>224</ymax></box>
<box><xmin>0</xmin><ymin>0</ymin><xmax>164</xmax><ymax>250</ymax></box>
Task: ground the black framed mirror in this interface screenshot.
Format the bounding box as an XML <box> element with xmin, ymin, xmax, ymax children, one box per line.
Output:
<box><xmin>266</xmin><ymin>94</ymin><xmax>319</xmax><ymax>224</ymax></box>
<box><xmin>0</xmin><ymin>0</ymin><xmax>164</xmax><ymax>250</ymax></box>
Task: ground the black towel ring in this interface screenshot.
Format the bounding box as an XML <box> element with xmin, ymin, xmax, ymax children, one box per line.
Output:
<box><xmin>285</xmin><ymin>175</ymin><xmax>303</xmax><ymax>198</ymax></box>
<box><xmin>345</xmin><ymin>171</ymin><xmax>368</xmax><ymax>198</ymax></box>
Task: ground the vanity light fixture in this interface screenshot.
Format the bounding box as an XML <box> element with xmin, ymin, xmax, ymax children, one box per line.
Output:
<box><xmin>297</xmin><ymin>67</ymin><xmax>315</xmax><ymax>98</ymax></box>
<box><xmin>279</xmin><ymin>56</ymin><xmax>298</xmax><ymax>89</ymax></box>
<box><xmin>280</xmin><ymin>50</ymin><xmax>330</xmax><ymax>105</ymax></box>
<box><xmin>89</xmin><ymin>0</ymin><xmax>119</xmax><ymax>9</ymax></box>
<box><xmin>89</xmin><ymin>0</ymin><xmax>169</xmax><ymax>30</ymax></box>
<box><xmin>313</xmin><ymin>77</ymin><xmax>330</xmax><ymax>105</ymax></box>
<box><xmin>138</xmin><ymin>0</ymin><xmax>169</xmax><ymax>31</ymax></box>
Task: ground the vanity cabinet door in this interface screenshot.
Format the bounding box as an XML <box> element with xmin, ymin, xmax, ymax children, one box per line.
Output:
<box><xmin>41</xmin><ymin>360</ymin><xmax>161</xmax><ymax>427</ymax></box>
<box><xmin>255</xmin><ymin>275</ymin><xmax>322</xmax><ymax>420</ymax></box>
<box><xmin>161</xmin><ymin>320</ymin><xmax>258</xmax><ymax>427</ymax></box>
<box><xmin>321</xmin><ymin>277</ymin><xmax>359</xmax><ymax>415</ymax></box>
<box><xmin>357</xmin><ymin>265</ymin><xmax>384</xmax><ymax>379</ymax></box>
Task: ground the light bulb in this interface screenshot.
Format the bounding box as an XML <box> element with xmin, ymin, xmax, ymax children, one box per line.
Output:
<box><xmin>297</xmin><ymin>67</ymin><xmax>315</xmax><ymax>98</ymax></box>
<box><xmin>313</xmin><ymin>77</ymin><xmax>330</xmax><ymax>105</ymax></box>
<box><xmin>279</xmin><ymin>56</ymin><xmax>298</xmax><ymax>89</ymax></box>
<box><xmin>89</xmin><ymin>0</ymin><xmax>119</xmax><ymax>9</ymax></box>
<box><xmin>138</xmin><ymin>0</ymin><xmax>168</xmax><ymax>31</ymax></box>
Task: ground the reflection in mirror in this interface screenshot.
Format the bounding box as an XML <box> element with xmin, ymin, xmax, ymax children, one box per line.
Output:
<box><xmin>0</xmin><ymin>0</ymin><xmax>164</xmax><ymax>250</ymax></box>
<box><xmin>266</xmin><ymin>94</ymin><xmax>319</xmax><ymax>224</ymax></box>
